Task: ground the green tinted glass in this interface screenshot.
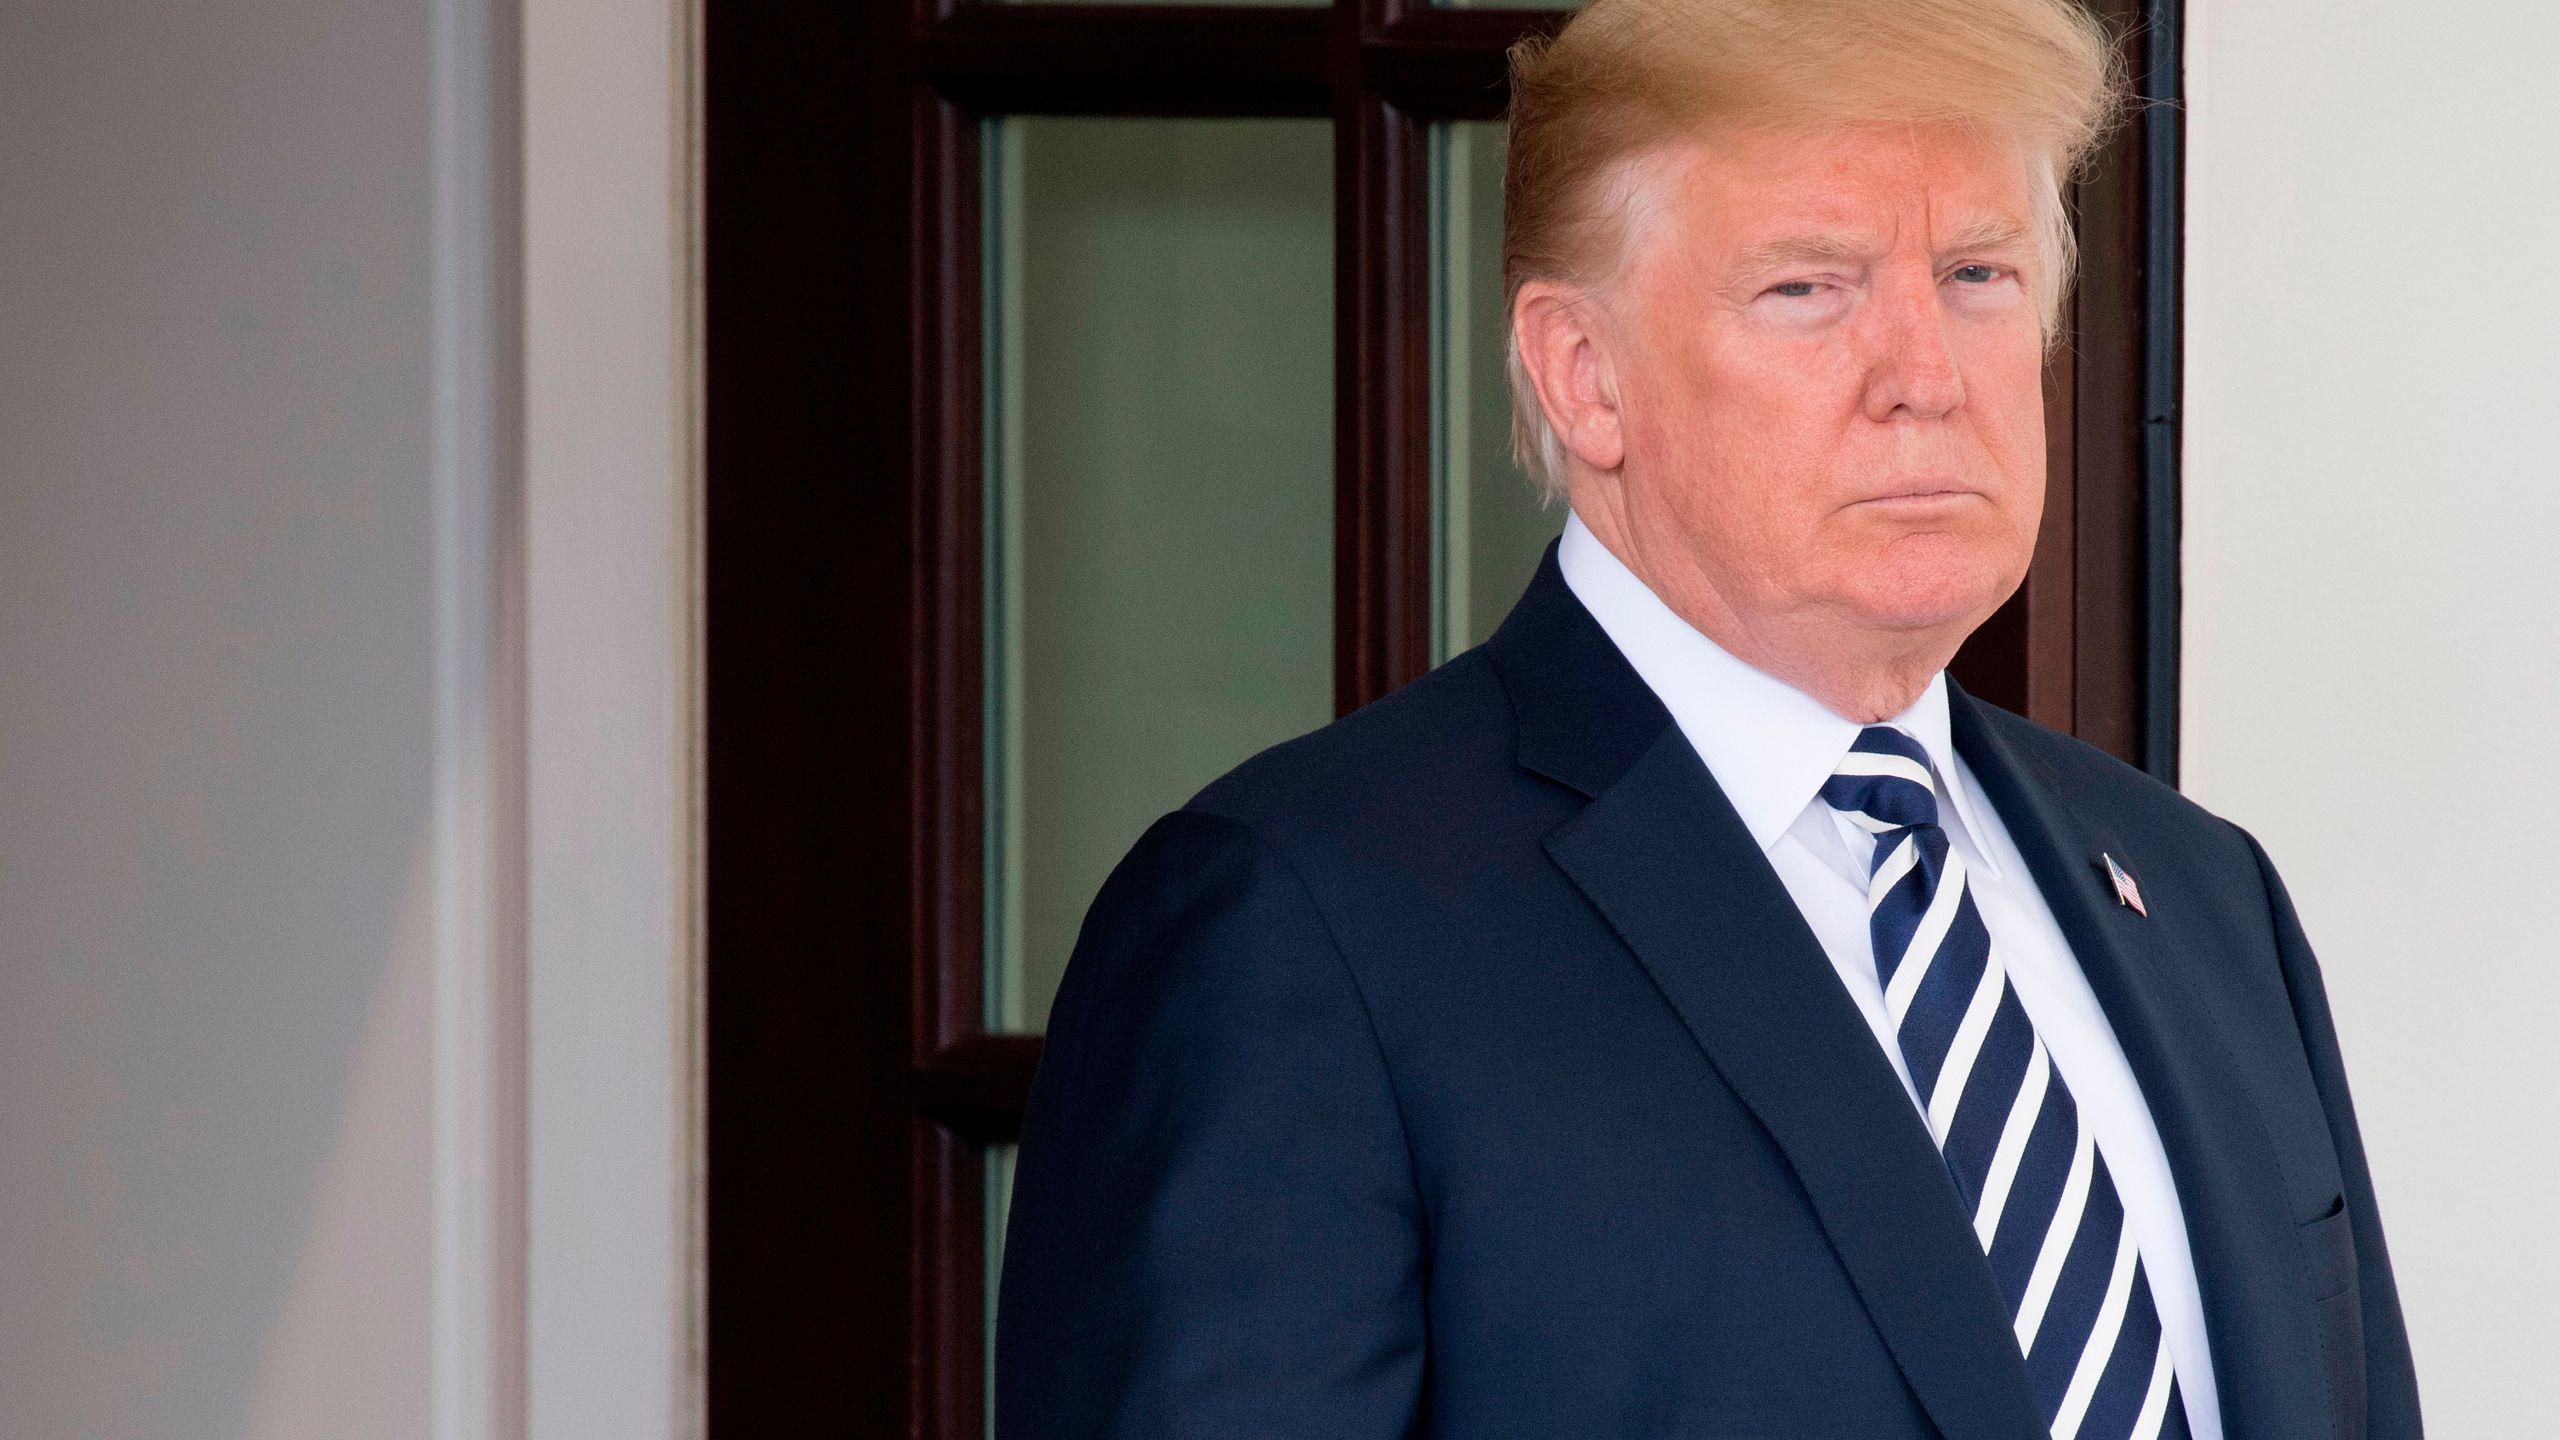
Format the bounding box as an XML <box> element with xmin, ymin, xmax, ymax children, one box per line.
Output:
<box><xmin>1431</xmin><ymin>120</ymin><xmax>1560</xmax><ymax>659</ymax></box>
<box><xmin>985</xmin><ymin>1140</ymin><xmax>1017</xmax><ymax>1429</ymax></box>
<box><xmin>982</xmin><ymin>116</ymin><xmax>1336</xmax><ymax>1036</ymax></box>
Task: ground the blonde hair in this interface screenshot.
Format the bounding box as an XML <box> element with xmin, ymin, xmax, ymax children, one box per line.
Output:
<box><xmin>1502</xmin><ymin>0</ymin><xmax>2129</xmax><ymax>498</ymax></box>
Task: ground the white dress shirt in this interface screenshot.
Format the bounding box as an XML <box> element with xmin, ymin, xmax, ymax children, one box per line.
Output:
<box><xmin>1558</xmin><ymin>513</ymin><xmax>2221</xmax><ymax>1439</ymax></box>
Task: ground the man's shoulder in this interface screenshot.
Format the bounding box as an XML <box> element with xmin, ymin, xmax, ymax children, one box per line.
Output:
<box><xmin>1180</xmin><ymin>646</ymin><xmax>1545</xmax><ymax>856</ymax></box>
<box><xmin>1965</xmin><ymin>697</ymin><xmax>2243</xmax><ymax>848</ymax></box>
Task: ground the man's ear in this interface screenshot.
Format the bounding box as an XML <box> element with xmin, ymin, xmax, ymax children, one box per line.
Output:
<box><xmin>1511</xmin><ymin>280</ymin><xmax>1626</xmax><ymax>475</ymax></box>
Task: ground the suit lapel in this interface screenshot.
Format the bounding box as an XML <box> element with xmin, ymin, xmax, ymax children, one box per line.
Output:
<box><xmin>1950</xmin><ymin>686</ymin><xmax>2340</xmax><ymax>1440</ymax></box>
<box><xmin>1487</xmin><ymin>551</ymin><xmax>2047</xmax><ymax>1439</ymax></box>
<box><xmin>1488</xmin><ymin>546</ymin><xmax>2341</xmax><ymax>1436</ymax></box>
<box><xmin>1546</xmin><ymin>730</ymin><xmax>2050</xmax><ymax>1440</ymax></box>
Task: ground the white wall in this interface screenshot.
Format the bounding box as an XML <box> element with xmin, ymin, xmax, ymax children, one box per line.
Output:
<box><xmin>2182</xmin><ymin>0</ymin><xmax>2560</xmax><ymax>1430</ymax></box>
<box><xmin>0</xmin><ymin>0</ymin><xmax>453</xmax><ymax>1432</ymax></box>
<box><xmin>0</xmin><ymin>0</ymin><xmax>697</xmax><ymax>1434</ymax></box>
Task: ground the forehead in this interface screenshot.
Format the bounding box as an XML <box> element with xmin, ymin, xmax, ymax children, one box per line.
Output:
<box><xmin>1643</xmin><ymin>123</ymin><xmax>2039</xmax><ymax>259</ymax></box>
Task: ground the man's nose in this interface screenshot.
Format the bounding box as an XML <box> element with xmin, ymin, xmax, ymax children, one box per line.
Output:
<box><xmin>1860</xmin><ymin>279</ymin><xmax>1966</xmax><ymax>422</ymax></box>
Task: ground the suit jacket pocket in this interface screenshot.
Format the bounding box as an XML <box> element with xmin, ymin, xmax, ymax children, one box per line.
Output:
<box><xmin>2298</xmin><ymin>1195</ymin><xmax>2369</xmax><ymax>1438</ymax></box>
<box><xmin>2296</xmin><ymin>1193</ymin><xmax>2357</xmax><ymax>1302</ymax></box>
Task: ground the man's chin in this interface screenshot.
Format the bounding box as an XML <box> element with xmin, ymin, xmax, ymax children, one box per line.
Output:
<box><xmin>1838</xmin><ymin>571</ymin><xmax>2021</xmax><ymax>639</ymax></box>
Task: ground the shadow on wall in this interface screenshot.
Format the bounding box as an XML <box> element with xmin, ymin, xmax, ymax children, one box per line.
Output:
<box><xmin>241</xmin><ymin>842</ymin><xmax>438</xmax><ymax>1439</ymax></box>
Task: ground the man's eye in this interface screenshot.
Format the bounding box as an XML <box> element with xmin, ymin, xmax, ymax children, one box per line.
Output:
<box><xmin>1769</xmin><ymin>280</ymin><xmax>1820</xmax><ymax>299</ymax></box>
<box><xmin>1949</xmin><ymin>264</ymin><xmax>2004</xmax><ymax>284</ymax></box>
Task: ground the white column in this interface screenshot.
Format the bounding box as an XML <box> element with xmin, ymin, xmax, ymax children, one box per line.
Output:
<box><xmin>523</xmin><ymin>0</ymin><xmax>703</xmax><ymax>1435</ymax></box>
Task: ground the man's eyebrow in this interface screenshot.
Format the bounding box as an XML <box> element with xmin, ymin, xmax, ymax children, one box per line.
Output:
<box><xmin>1732</xmin><ymin>232</ymin><xmax>1881</xmax><ymax>275</ymax></box>
<box><xmin>1934</xmin><ymin>216</ymin><xmax>2035</xmax><ymax>258</ymax></box>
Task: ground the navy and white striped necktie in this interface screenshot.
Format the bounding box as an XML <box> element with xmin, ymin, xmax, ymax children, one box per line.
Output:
<box><xmin>1822</xmin><ymin>726</ymin><xmax>2191</xmax><ymax>1440</ymax></box>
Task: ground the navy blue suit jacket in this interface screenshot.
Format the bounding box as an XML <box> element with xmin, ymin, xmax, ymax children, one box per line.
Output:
<box><xmin>996</xmin><ymin>548</ymin><xmax>2420</xmax><ymax>1438</ymax></box>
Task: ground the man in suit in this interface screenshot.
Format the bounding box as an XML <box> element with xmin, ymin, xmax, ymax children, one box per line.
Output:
<box><xmin>996</xmin><ymin>0</ymin><xmax>2421</xmax><ymax>1433</ymax></box>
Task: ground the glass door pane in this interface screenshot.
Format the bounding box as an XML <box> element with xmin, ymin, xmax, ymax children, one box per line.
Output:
<box><xmin>980</xmin><ymin>112</ymin><xmax>1334</xmax><ymax>1437</ymax></box>
<box><xmin>1431</xmin><ymin>119</ymin><xmax>1560</xmax><ymax>660</ymax></box>
<box><xmin>982</xmin><ymin>116</ymin><xmax>1335</xmax><ymax>1037</ymax></box>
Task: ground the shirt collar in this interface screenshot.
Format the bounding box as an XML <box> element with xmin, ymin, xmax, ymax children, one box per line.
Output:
<box><xmin>1554</xmin><ymin>511</ymin><xmax>2004</xmax><ymax>877</ymax></box>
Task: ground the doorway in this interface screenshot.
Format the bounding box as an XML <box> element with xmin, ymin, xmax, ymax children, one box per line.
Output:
<box><xmin>704</xmin><ymin>0</ymin><xmax>2183</xmax><ymax>1431</ymax></box>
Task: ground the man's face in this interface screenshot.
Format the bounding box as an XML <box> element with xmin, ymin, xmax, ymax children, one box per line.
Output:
<box><xmin>1594</xmin><ymin>123</ymin><xmax>2050</xmax><ymax>646</ymax></box>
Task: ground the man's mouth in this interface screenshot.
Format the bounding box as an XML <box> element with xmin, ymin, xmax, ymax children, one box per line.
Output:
<box><xmin>1856</xmin><ymin>478</ymin><xmax>1976</xmax><ymax>507</ymax></box>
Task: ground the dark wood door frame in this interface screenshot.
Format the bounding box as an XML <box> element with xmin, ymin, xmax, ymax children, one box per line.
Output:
<box><xmin>704</xmin><ymin>0</ymin><xmax>2182</xmax><ymax>1433</ymax></box>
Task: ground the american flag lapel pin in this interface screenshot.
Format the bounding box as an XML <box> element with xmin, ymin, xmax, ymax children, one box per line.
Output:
<box><xmin>2101</xmin><ymin>852</ymin><xmax>2147</xmax><ymax>916</ymax></box>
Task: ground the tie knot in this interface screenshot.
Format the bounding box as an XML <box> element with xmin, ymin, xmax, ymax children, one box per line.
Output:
<box><xmin>1822</xmin><ymin>726</ymin><xmax>1939</xmax><ymax>833</ymax></box>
